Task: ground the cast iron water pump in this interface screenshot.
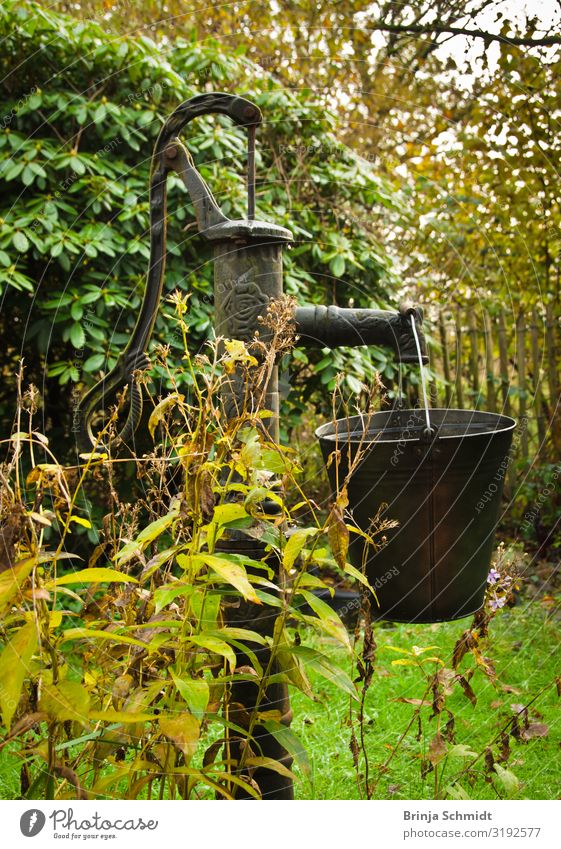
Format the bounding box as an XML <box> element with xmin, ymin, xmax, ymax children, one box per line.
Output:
<box><xmin>77</xmin><ymin>92</ymin><xmax>427</xmax><ymax>451</ymax></box>
<box><xmin>76</xmin><ymin>92</ymin><xmax>434</xmax><ymax>800</ymax></box>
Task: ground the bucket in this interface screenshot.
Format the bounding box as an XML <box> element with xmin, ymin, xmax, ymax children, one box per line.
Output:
<box><xmin>316</xmin><ymin>408</ymin><xmax>516</xmax><ymax>623</ymax></box>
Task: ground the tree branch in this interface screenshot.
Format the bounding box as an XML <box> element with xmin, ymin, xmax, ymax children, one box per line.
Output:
<box><xmin>374</xmin><ymin>20</ymin><xmax>561</xmax><ymax>48</ymax></box>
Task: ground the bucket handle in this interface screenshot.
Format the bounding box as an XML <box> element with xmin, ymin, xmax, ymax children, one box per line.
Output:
<box><xmin>410</xmin><ymin>314</ymin><xmax>436</xmax><ymax>441</ymax></box>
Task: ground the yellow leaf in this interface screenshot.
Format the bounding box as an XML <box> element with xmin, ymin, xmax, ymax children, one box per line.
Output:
<box><xmin>0</xmin><ymin>556</ymin><xmax>36</xmax><ymax>614</ymax></box>
<box><xmin>159</xmin><ymin>713</ymin><xmax>200</xmax><ymax>758</ymax></box>
<box><xmin>222</xmin><ymin>339</ymin><xmax>258</xmax><ymax>373</ymax></box>
<box><xmin>282</xmin><ymin>528</ymin><xmax>317</xmax><ymax>571</ymax></box>
<box><xmin>194</xmin><ymin>554</ymin><xmax>261</xmax><ymax>605</ymax></box>
<box><xmin>45</xmin><ymin>567</ymin><xmax>138</xmax><ymax>587</ymax></box>
<box><xmin>244</xmin><ymin>757</ymin><xmax>297</xmax><ymax>780</ymax></box>
<box><xmin>412</xmin><ymin>645</ymin><xmax>440</xmax><ymax>656</ymax></box>
<box><xmin>0</xmin><ymin>621</ymin><xmax>37</xmax><ymax>729</ymax></box>
<box><xmin>69</xmin><ymin>515</ymin><xmax>92</xmax><ymax>529</ymax></box>
<box><xmin>89</xmin><ymin>710</ymin><xmax>155</xmax><ymax>723</ymax></box>
<box><xmin>148</xmin><ymin>393</ymin><xmax>184</xmax><ymax>439</ymax></box>
<box><xmin>49</xmin><ymin>611</ymin><xmax>63</xmax><ymax>629</ymax></box>
<box><xmin>210</xmin><ymin>503</ymin><xmax>251</xmax><ymax>527</ymax></box>
<box><xmin>60</xmin><ymin>628</ymin><xmax>145</xmax><ymax>648</ymax></box>
<box><xmin>27</xmin><ymin>511</ymin><xmax>52</xmax><ymax>527</ymax></box>
<box><xmin>39</xmin><ymin>680</ymin><xmax>90</xmax><ymax>723</ymax></box>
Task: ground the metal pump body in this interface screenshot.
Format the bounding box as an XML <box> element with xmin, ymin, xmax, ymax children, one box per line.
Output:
<box><xmin>77</xmin><ymin>92</ymin><xmax>426</xmax><ymax>449</ymax></box>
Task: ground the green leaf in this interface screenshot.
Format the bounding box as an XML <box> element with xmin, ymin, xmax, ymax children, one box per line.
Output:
<box><xmin>345</xmin><ymin>374</ymin><xmax>362</xmax><ymax>393</ymax></box>
<box><xmin>46</xmin><ymin>567</ymin><xmax>138</xmax><ymax>587</ymax></box>
<box><xmin>69</xmin><ymin>156</ymin><xmax>86</xmax><ymax>175</ymax></box>
<box><xmin>60</xmin><ymin>628</ymin><xmax>146</xmax><ymax>648</ymax></box>
<box><xmin>153</xmin><ymin>583</ymin><xmax>194</xmax><ymax>614</ymax></box>
<box><xmin>136</xmin><ymin>503</ymin><xmax>180</xmax><ymax>545</ymax></box>
<box><xmin>186</xmin><ymin>635</ymin><xmax>236</xmax><ymax>672</ymax></box>
<box><xmin>330</xmin><ymin>254</ymin><xmax>345</xmax><ymax>277</ymax></box>
<box><xmin>298</xmin><ymin>589</ymin><xmax>341</xmax><ymax>623</ymax></box>
<box><xmin>343</xmin><ymin>561</ymin><xmax>376</xmax><ymax>594</ymax></box>
<box><xmin>262</xmin><ymin>719</ymin><xmax>311</xmax><ymax>779</ymax></box>
<box><xmin>170</xmin><ymin>671</ymin><xmax>209</xmax><ymax>720</ymax></box>
<box><xmin>70</xmin><ymin>301</ymin><xmax>83</xmax><ymax>321</ymax></box>
<box><xmin>447</xmin><ymin>744</ymin><xmax>478</xmax><ymax>759</ymax></box>
<box><xmin>210</xmin><ymin>503</ymin><xmax>251</xmax><ymax>527</ymax></box>
<box><xmin>22</xmin><ymin>165</ymin><xmax>35</xmax><ymax>186</ymax></box>
<box><xmin>493</xmin><ymin>763</ymin><xmax>520</xmax><ymax>796</ymax></box>
<box><xmin>70</xmin><ymin>322</ymin><xmax>85</xmax><ymax>348</ymax></box>
<box><xmin>94</xmin><ymin>104</ymin><xmax>107</xmax><ymax>123</ymax></box>
<box><xmin>289</xmin><ymin>645</ymin><xmax>358</xmax><ymax>699</ymax></box>
<box><xmin>83</xmin><ymin>353</ymin><xmax>105</xmax><ymax>372</ymax></box>
<box><xmin>445</xmin><ymin>782</ymin><xmax>472</xmax><ymax>800</ymax></box>
<box><xmin>12</xmin><ymin>231</ymin><xmax>29</xmax><ymax>252</ymax></box>
<box><xmin>0</xmin><ymin>622</ymin><xmax>38</xmax><ymax>729</ymax></box>
<box><xmin>115</xmin><ymin>503</ymin><xmax>180</xmax><ymax>567</ymax></box>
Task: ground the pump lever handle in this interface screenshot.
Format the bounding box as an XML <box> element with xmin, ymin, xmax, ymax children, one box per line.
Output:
<box><xmin>76</xmin><ymin>93</ymin><xmax>261</xmax><ymax>451</ymax></box>
<box><xmin>163</xmin><ymin>139</ymin><xmax>228</xmax><ymax>233</ymax></box>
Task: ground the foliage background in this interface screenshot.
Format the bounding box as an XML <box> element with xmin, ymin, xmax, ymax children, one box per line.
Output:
<box><xmin>0</xmin><ymin>0</ymin><xmax>406</xmax><ymax>449</ymax></box>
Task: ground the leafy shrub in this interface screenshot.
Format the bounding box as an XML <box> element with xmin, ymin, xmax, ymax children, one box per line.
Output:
<box><xmin>0</xmin><ymin>0</ymin><xmax>402</xmax><ymax>446</ymax></box>
<box><xmin>0</xmin><ymin>295</ymin><xmax>383</xmax><ymax>799</ymax></box>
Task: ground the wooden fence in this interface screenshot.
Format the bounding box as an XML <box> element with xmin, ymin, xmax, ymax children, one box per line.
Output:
<box><xmin>405</xmin><ymin>304</ymin><xmax>560</xmax><ymax>462</ymax></box>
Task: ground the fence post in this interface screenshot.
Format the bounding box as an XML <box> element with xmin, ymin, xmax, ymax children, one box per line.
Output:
<box><xmin>438</xmin><ymin>311</ymin><xmax>452</xmax><ymax>407</ymax></box>
<box><xmin>497</xmin><ymin>308</ymin><xmax>511</xmax><ymax>416</ymax></box>
<box><xmin>545</xmin><ymin>301</ymin><xmax>560</xmax><ymax>453</ymax></box>
<box><xmin>531</xmin><ymin>306</ymin><xmax>546</xmax><ymax>452</ymax></box>
<box><xmin>454</xmin><ymin>306</ymin><xmax>464</xmax><ymax>408</ymax></box>
<box><xmin>516</xmin><ymin>311</ymin><xmax>529</xmax><ymax>459</ymax></box>
<box><xmin>468</xmin><ymin>310</ymin><xmax>480</xmax><ymax>405</ymax></box>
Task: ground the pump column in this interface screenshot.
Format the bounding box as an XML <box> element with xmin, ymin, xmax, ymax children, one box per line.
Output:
<box><xmin>206</xmin><ymin>219</ymin><xmax>292</xmax><ymax>440</ymax></box>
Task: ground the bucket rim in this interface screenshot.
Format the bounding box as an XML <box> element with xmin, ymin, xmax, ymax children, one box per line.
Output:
<box><xmin>315</xmin><ymin>408</ymin><xmax>517</xmax><ymax>444</ymax></box>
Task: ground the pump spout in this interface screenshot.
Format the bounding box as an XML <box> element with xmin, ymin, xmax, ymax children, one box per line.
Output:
<box><xmin>294</xmin><ymin>301</ymin><xmax>427</xmax><ymax>363</ymax></box>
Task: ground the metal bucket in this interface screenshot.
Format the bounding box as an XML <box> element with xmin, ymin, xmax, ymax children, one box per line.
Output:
<box><xmin>316</xmin><ymin>408</ymin><xmax>516</xmax><ymax>623</ymax></box>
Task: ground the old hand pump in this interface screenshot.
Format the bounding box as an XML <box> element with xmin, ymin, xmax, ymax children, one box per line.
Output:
<box><xmin>77</xmin><ymin>92</ymin><xmax>426</xmax><ymax>449</ymax></box>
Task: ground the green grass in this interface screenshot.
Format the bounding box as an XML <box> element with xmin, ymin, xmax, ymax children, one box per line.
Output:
<box><xmin>292</xmin><ymin>595</ymin><xmax>561</xmax><ymax>800</ymax></box>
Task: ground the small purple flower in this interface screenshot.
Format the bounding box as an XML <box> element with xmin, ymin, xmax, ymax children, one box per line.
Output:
<box><xmin>489</xmin><ymin>596</ymin><xmax>506</xmax><ymax>611</ymax></box>
<box><xmin>487</xmin><ymin>568</ymin><xmax>500</xmax><ymax>585</ymax></box>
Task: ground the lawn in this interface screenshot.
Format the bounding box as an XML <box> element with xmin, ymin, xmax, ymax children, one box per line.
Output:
<box><xmin>293</xmin><ymin>593</ymin><xmax>561</xmax><ymax>800</ymax></box>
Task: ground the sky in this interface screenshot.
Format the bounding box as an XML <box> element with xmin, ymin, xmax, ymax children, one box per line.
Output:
<box><xmin>436</xmin><ymin>0</ymin><xmax>561</xmax><ymax>87</ymax></box>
